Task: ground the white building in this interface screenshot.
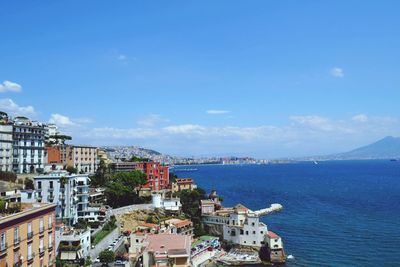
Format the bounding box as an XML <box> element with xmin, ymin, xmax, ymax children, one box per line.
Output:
<box><xmin>59</xmin><ymin>227</ymin><xmax>91</xmax><ymax>262</ymax></box>
<box><xmin>0</xmin><ymin>122</ymin><xmax>13</xmax><ymax>172</ymax></box>
<box><xmin>12</xmin><ymin>116</ymin><xmax>46</xmax><ymax>173</ymax></box>
<box><xmin>152</xmin><ymin>192</ymin><xmax>182</xmax><ymax>212</ymax></box>
<box><xmin>34</xmin><ymin>171</ymin><xmax>90</xmax><ymax>225</ymax></box>
<box><xmin>202</xmin><ymin>203</ymin><xmax>282</xmax><ymax>248</ymax></box>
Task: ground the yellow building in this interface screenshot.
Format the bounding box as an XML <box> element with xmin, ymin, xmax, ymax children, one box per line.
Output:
<box><xmin>172</xmin><ymin>178</ymin><xmax>197</xmax><ymax>192</ymax></box>
<box><xmin>0</xmin><ymin>203</ymin><xmax>56</xmax><ymax>267</ymax></box>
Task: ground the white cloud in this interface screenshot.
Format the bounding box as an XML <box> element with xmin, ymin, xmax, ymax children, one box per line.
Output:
<box><xmin>67</xmin><ymin>114</ymin><xmax>400</xmax><ymax>158</ymax></box>
<box><xmin>330</xmin><ymin>67</ymin><xmax>344</xmax><ymax>78</ymax></box>
<box><xmin>49</xmin><ymin>114</ymin><xmax>75</xmax><ymax>126</ymax></box>
<box><xmin>206</xmin><ymin>109</ymin><xmax>230</xmax><ymax>114</ymax></box>
<box><xmin>0</xmin><ymin>98</ymin><xmax>35</xmax><ymax>116</ymax></box>
<box><xmin>352</xmin><ymin>114</ymin><xmax>368</xmax><ymax>122</ymax></box>
<box><xmin>136</xmin><ymin>114</ymin><xmax>169</xmax><ymax>127</ymax></box>
<box><xmin>0</xmin><ymin>80</ymin><xmax>22</xmax><ymax>93</ymax></box>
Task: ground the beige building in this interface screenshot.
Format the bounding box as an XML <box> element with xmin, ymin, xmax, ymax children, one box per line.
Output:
<box><xmin>0</xmin><ymin>203</ymin><xmax>56</xmax><ymax>267</ymax></box>
<box><xmin>172</xmin><ymin>178</ymin><xmax>197</xmax><ymax>193</ymax></box>
<box><xmin>130</xmin><ymin>233</ymin><xmax>191</xmax><ymax>267</ymax></box>
<box><xmin>66</xmin><ymin>145</ymin><xmax>98</xmax><ymax>173</ymax></box>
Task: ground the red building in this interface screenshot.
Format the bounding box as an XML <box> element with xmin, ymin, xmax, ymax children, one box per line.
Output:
<box><xmin>135</xmin><ymin>162</ymin><xmax>169</xmax><ymax>191</ymax></box>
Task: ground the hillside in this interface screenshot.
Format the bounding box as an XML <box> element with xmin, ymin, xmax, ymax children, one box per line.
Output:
<box><xmin>325</xmin><ymin>136</ymin><xmax>400</xmax><ymax>160</ymax></box>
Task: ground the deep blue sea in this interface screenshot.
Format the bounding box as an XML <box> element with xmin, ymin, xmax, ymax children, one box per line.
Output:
<box><xmin>174</xmin><ymin>160</ymin><xmax>400</xmax><ymax>267</ymax></box>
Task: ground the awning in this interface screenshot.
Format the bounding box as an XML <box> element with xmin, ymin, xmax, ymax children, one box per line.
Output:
<box><xmin>60</xmin><ymin>251</ymin><xmax>77</xmax><ymax>260</ymax></box>
<box><xmin>77</xmin><ymin>250</ymin><xmax>83</xmax><ymax>259</ymax></box>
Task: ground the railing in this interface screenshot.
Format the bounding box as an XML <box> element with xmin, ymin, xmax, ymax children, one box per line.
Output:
<box><xmin>48</xmin><ymin>244</ymin><xmax>53</xmax><ymax>251</ymax></box>
<box><xmin>48</xmin><ymin>223</ymin><xmax>53</xmax><ymax>229</ymax></box>
<box><xmin>27</xmin><ymin>252</ymin><xmax>35</xmax><ymax>262</ymax></box>
<box><xmin>39</xmin><ymin>247</ymin><xmax>45</xmax><ymax>256</ymax></box>
<box><xmin>27</xmin><ymin>231</ymin><xmax>33</xmax><ymax>239</ymax></box>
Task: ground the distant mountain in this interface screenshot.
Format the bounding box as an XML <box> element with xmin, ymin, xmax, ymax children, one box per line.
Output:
<box><xmin>321</xmin><ymin>136</ymin><xmax>400</xmax><ymax>160</ymax></box>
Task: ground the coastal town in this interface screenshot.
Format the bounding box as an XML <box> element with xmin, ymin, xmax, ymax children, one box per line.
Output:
<box><xmin>0</xmin><ymin>112</ymin><xmax>286</xmax><ymax>266</ymax></box>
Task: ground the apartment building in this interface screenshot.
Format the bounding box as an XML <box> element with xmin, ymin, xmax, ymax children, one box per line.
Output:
<box><xmin>34</xmin><ymin>171</ymin><xmax>90</xmax><ymax>225</ymax></box>
<box><xmin>0</xmin><ymin>123</ymin><xmax>13</xmax><ymax>172</ymax></box>
<box><xmin>0</xmin><ymin>203</ymin><xmax>56</xmax><ymax>267</ymax></box>
<box><xmin>135</xmin><ymin>162</ymin><xmax>169</xmax><ymax>191</ymax></box>
<box><xmin>59</xmin><ymin>227</ymin><xmax>91</xmax><ymax>262</ymax></box>
<box><xmin>66</xmin><ymin>145</ymin><xmax>98</xmax><ymax>174</ymax></box>
<box><xmin>172</xmin><ymin>178</ymin><xmax>197</xmax><ymax>192</ymax></box>
<box><xmin>12</xmin><ymin>116</ymin><xmax>46</xmax><ymax>174</ymax></box>
<box><xmin>130</xmin><ymin>233</ymin><xmax>191</xmax><ymax>267</ymax></box>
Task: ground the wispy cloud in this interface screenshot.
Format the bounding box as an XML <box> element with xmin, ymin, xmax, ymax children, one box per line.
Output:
<box><xmin>0</xmin><ymin>98</ymin><xmax>35</xmax><ymax>116</ymax></box>
<box><xmin>206</xmin><ymin>109</ymin><xmax>230</xmax><ymax>115</ymax></box>
<box><xmin>136</xmin><ymin>114</ymin><xmax>169</xmax><ymax>127</ymax></box>
<box><xmin>330</xmin><ymin>67</ymin><xmax>344</xmax><ymax>78</ymax></box>
<box><xmin>117</xmin><ymin>54</ymin><xmax>127</xmax><ymax>61</ymax></box>
<box><xmin>0</xmin><ymin>80</ymin><xmax>22</xmax><ymax>93</ymax></box>
<box><xmin>71</xmin><ymin>114</ymin><xmax>400</xmax><ymax>157</ymax></box>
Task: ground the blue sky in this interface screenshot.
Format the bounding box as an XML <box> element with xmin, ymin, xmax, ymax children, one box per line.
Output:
<box><xmin>1</xmin><ymin>1</ymin><xmax>399</xmax><ymax>158</ymax></box>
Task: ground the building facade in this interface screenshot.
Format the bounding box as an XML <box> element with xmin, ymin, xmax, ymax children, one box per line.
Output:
<box><xmin>172</xmin><ymin>178</ymin><xmax>197</xmax><ymax>192</ymax></box>
<box><xmin>0</xmin><ymin>203</ymin><xmax>56</xmax><ymax>267</ymax></box>
<box><xmin>66</xmin><ymin>146</ymin><xmax>98</xmax><ymax>174</ymax></box>
<box><xmin>0</xmin><ymin>124</ymin><xmax>13</xmax><ymax>172</ymax></box>
<box><xmin>58</xmin><ymin>227</ymin><xmax>91</xmax><ymax>262</ymax></box>
<box><xmin>12</xmin><ymin>117</ymin><xmax>46</xmax><ymax>174</ymax></box>
<box><xmin>34</xmin><ymin>171</ymin><xmax>90</xmax><ymax>225</ymax></box>
<box><xmin>136</xmin><ymin>162</ymin><xmax>169</xmax><ymax>191</ymax></box>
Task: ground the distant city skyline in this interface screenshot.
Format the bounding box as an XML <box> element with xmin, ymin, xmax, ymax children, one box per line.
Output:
<box><xmin>1</xmin><ymin>1</ymin><xmax>399</xmax><ymax>158</ymax></box>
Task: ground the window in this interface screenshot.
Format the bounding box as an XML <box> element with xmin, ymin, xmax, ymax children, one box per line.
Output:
<box><xmin>39</xmin><ymin>237</ymin><xmax>44</xmax><ymax>251</ymax></box>
<box><xmin>27</xmin><ymin>222</ymin><xmax>32</xmax><ymax>236</ymax></box>
<box><xmin>28</xmin><ymin>243</ymin><xmax>33</xmax><ymax>259</ymax></box>
<box><xmin>49</xmin><ymin>234</ymin><xmax>53</xmax><ymax>248</ymax></box>
<box><xmin>49</xmin><ymin>181</ymin><xmax>53</xmax><ymax>189</ymax></box>
<box><xmin>14</xmin><ymin>227</ymin><xmax>19</xmax><ymax>243</ymax></box>
<box><xmin>39</xmin><ymin>218</ymin><xmax>44</xmax><ymax>232</ymax></box>
<box><xmin>0</xmin><ymin>232</ymin><xmax>6</xmax><ymax>250</ymax></box>
<box><xmin>253</xmin><ymin>231</ymin><xmax>256</xmax><ymax>234</ymax></box>
<box><xmin>246</xmin><ymin>231</ymin><xmax>249</xmax><ymax>235</ymax></box>
<box><xmin>251</xmin><ymin>222</ymin><xmax>255</xmax><ymax>226</ymax></box>
<box><xmin>253</xmin><ymin>241</ymin><xmax>256</xmax><ymax>244</ymax></box>
<box><xmin>38</xmin><ymin>181</ymin><xmax>42</xmax><ymax>189</ymax></box>
<box><xmin>48</xmin><ymin>215</ymin><xmax>53</xmax><ymax>228</ymax></box>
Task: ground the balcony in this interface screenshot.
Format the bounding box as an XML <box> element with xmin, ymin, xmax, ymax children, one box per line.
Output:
<box><xmin>48</xmin><ymin>223</ymin><xmax>53</xmax><ymax>230</ymax></box>
<box><xmin>27</xmin><ymin>231</ymin><xmax>33</xmax><ymax>240</ymax></box>
<box><xmin>48</xmin><ymin>244</ymin><xmax>53</xmax><ymax>252</ymax></box>
<box><xmin>39</xmin><ymin>247</ymin><xmax>45</xmax><ymax>257</ymax></box>
<box><xmin>48</xmin><ymin>195</ymin><xmax>54</xmax><ymax>202</ymax></box>
<box><xmin>14</xmin><ymin>237</ymin><xmax>20</xmax><ymax>247</ymax></box>
<box><xmin>27</xmin><ymin>252</ymin><xmax>35</xmax><ymax>263</ymax></box>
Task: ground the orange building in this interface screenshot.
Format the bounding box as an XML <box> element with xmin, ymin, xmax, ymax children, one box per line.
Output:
<box><xmin>0</xmin><ymin>203</ymin><xmax>57</xmax><ymax>267</ymax></box>
<box><xmin>135</xmin><ymin>162</ymin><xmax>169</xmax><ymax>191</ymax></box>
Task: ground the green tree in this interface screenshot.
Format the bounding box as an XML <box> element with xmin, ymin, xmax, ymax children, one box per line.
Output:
<box><xmin>66</xmin><ymin>166</ymin><xmax>78</xmax><ymax>174</ymax></box>
<box><xmin>24</xmin><ymin>178</ymin><xmax>34</xmax><ymax>190</ymax></box>
<box><xmin>105</xmin><ymin>171</ymin><xmax>147</xmax><ymax>208</ymax></box>
<box><xmin>99</xmin><ymin>250</ymin><xmax>115</xmax><ymax>265</ymax></box>
<box><xmin>90</xmin><ymin>159</ymin><xmax>110</xmax><ymax>187</ymax></box>
<box><xmin>176</xmin><ymin>188</ymin><xmax>207</xmax><ymax>236</ymax></box>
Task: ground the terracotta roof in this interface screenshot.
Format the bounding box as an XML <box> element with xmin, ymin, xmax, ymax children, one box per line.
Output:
<box><xmin>145</xmin><ymin>234</ymin><xmax>191</xmax><ymax>255</ymax></box>
<box><xmin>165</xmin><ymin>218</ymin><xmax>192</xmax><ymax>228</ymax></box>
<box><xmin>175</xmin><ymin>178</ymin><xmax>194</xmax><ymax>184</ymax></box>
<box><xmin>268</xmin><ymin>231</ymin><xmax>280</xmax><ymax>239</ymax></box>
